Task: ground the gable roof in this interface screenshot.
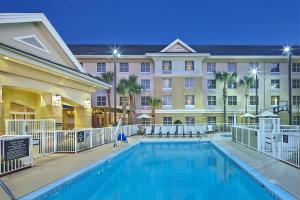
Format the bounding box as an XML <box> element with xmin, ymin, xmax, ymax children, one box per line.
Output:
<box><xmin>160</xmin><ymin>38</ymin><xmax>197</xmax><ymax>53</ymax></box>
<box><xmin>0</xmin><ymin>13</ymin><xmax>86</xmax><ymax>73</ymax></box>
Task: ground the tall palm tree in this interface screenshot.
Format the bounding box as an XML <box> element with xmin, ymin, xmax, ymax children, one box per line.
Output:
<box><xmin>116</xmin><ymin>79</ymin><xmax>128</xmax><ymax>125</ymax></box>
<box><xmin>127</xmin><ymin>75</ymin><xmax>142</xmax><ymax>124</ymax></box>
<box><xmin>99</xmin><ymin>71</ymin><xmax>114</xmax><ymax>124</ymax></box>
<box><xmin>148</xmin><ymin>97</ymin><xmax>161</xmax><ymax>124</ymax></box>
<box><xmin>240</xmin><ymin>76</ymin><xmax>255</xmax><ymax>113</ymax></box>
<box><xmin>215</xmin><ymin>71</ymin><xmax>238</xmax><ymax>123</ymax></box>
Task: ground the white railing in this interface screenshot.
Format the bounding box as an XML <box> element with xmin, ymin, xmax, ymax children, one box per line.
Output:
<box><xmin>0</xmin><ymin>135</ymin><xmax>33</xmax><ymax>175</ymax></box>
<box><xmin>232</xmin><ymin>125</ymin><xmax>259</xmax><ymax>150</ymax></box>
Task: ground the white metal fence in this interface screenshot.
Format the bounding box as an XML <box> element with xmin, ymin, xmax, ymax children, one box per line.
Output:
<box><xmin>0</xmin><ymin>135</ymin><xmax>33</xmax><ymax>175</ymax></box>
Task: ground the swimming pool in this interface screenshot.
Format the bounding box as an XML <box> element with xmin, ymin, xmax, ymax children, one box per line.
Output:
<box><xmin>22</xmin><ymin>141</ymin><xmax>294</xmax><ymax>200</ymax></box>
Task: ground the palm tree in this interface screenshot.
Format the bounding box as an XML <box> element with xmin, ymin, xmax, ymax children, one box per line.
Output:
<box><xmin>240</xmin><ymin>76</ymin><xmax>255</xmax><ymax>113</ymax></box>
<box><xmin>215</xmin><ymin>71</ymin><xmax>238</xmax><ymax>123</ymax></box>
<box><xmin>148</xmin><ymin>97</ymin><xmax>161</xmax><ymax>124</ymax></box>
<box><xmin>99</xmin><ymin>71</ymin><xmax>114</xmax><ymax>124</ymax></box>
<box><xmin>127</xmin><ymin>75</ymin><xmax>143</xmax><ymax>124</ymax></box>
<box><xmin>116</xmin><ymin>79</ymin><xmax>128</xmax><ymax>125</ymax></box>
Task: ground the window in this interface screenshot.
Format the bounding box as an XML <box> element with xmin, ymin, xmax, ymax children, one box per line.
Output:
<box><xmin>141</xmin><ymin>79</ymin><xmax>150</xmax><ymax>90</ymax></box>
<box><xmin>96</xmin><ymin>63</ymin><xmax>106</xmax><ymax>73</ymax></box>
<box><xmin>228</xmin><ymin>116</ymin><xmax>234</xmax><ymax>124</ymax></box>
<box><xmin>162</xmin><ymin>95</ymin><xmax>172</xmax><ymax>106</ymax></box>
<box><xmin>271</xmin><ymin>96</ymin><xmax>280</xmax><ymax>105</ymax></box>
<box><xmin>228</xmin><ymin>96</ymin><xmax>237</xmax><ymax>105</ymax></box>
<box><xmin>293</xmin><ymin>116</ymin><xmax>300</xmax><ymax>125</ymax></box>
<box><xmin>250</xmin><ymin>81</ymin><xmax>259</xmax><ymax>89</ymax></box>
<box><xmin>271</xmin><ymin>80</ymin><xmax>280</xmax><ymax>89</ymax></box>
<box><xmin>250</xmin><ymin>96</ymin><xmax>258</xmax><ymax>105</ymax></box>
<box><xmin>207</xmin><ymin>63</ymin><xmax>216</xmax><ymax>73</ymax></box>
<box><xmin>292</xmin><ymin>79</ymin><xmax>300</xmax><ymax>88</ymax></box>
<box><xmin>185</xmin><ymin>117</ymin><xmax>195</xmax><ymax>125</ymax></box>
<box><xmin>228</xmin><ymin>80</ymin><xmax>237</xmax><ymax>89</ymax></box>
<box><xmin>162</xmin><ymin>78</ymin><xmax>172</xmax><ymax>89</ymax></box>
<box><xmin>119</xmin><ymin>97</ymin><xmax>129</xmax><ymax>106</ymax></box>
<box><xmin>185</xmin><ymin>78</ymin><xmax>195</xmax><ymax>88</ymax></box>
<box><xmin>119</xmin><ymin>63</ymin><xmax>129</xmax><ymax>72</ymax></box>
<box><xmin>185</xmin><ymin>61</ymin><xmax>194</xmax><ymax>71</ymax></box>
<box><xmin>207</xmin><ymin>80</ymin><xmax>216</xmax><ymax>89</ymax></box>
<box><xmin>141</xmin><ymin>96</ymin><xmax>150</xmax><ymax>106</ymax></box>
<box><xmin>207</xmin><ymin>116</ymin><xmax>216</xmax><ymax>125</ymax></box>
<box><xmin>207</xmin><ymin>96</ymin><xmax>216</xmax><ymax>105</ymax></box>
<box><xmin>292</xmin><ymin>63</ymin><xmax>300</xmax><ymax>72</ymax></box>
<box><xmin>141</xmin><ymin>63</ymin><xmax>150</xmax><ymax>73</ymax></box>
<box><xmin>162</xmin><ymin>117</ymin><xmax>172</xmax><ymax>125</ymax></box>
<box><xmin>270</xmin><ymin>63</ymin><xmax>280</xmax><ymax>73</ymax></box>
<box><xmin>141</xmin><ymin>118</ymin><xmax>150</xmax><ymax>126</ymax></box>
<box><xmin>228</xmin><ymin>63</ymin><xmax>237</xmax><ymax>72</ymax></box>
<box><xmin>162</xmin><ymin>61</ymin><xmax>172</xmax><ymax>74</ymax></box>
<box><xmin>185</xmin><ymin>95</ymin><xmax>195</xmax><ymax>105</ymax></box>
<box><xmin>293</xmin><ymin>96</ymin><xmax>300</xmax><ymax>106</ymax></box>
<box><xmin>97</xmin><ymin>96</ymin><xmax>106</xmax><ymax>106</ymax></box>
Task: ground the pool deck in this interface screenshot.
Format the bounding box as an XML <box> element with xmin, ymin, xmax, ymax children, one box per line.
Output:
<box><xmin>0</xmin><ymin>136</ymin><xmax>299</xmax><ymax>199</ymax></box>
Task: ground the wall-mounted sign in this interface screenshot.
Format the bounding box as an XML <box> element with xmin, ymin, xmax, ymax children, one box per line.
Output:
<box><xmin>4</xmin><ymin>138</ymin><xmax>30</xmax><ymax>161</ymax></box>
<box><xmin>77</xmin><ymin>131</ymin><xmax>85</xmax><ymax>143</ymax></box>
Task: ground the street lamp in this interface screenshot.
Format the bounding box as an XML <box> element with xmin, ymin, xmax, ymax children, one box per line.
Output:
<box><xmin>283</xmin><ymin>46</ymin><xmax>292</xmax><ymax>125</ymax></box>
<box><xmin>251</xmin><ymin>68</ymin><xmax>258</xmax><ymax>122</ymax></box>
<box><xmin>112</xmin><ymin>49</ymin><xmax>120</xmax><ymax>125</ymax></box>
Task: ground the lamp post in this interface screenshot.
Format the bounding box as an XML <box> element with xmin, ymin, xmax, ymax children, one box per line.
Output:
<box><xmin>283</xmin><ymin>46</ymin><xmax>292</xmax><ymax>125</ymax></box>
<box><xmin>112</xmin><ymin>49</ymin><xmax>120</xmax><ymax>125</ymax></box>
<box><xmin>251</xmin><ymin>68</ymin><xmax>258</xmax><ymax>123</ymax></box>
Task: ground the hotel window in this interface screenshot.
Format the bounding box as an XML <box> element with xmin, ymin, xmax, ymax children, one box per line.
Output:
<box><xmin>141</xmin><ymin>63</ymin><xmax>150</xmax><ymax>73</ymax></box>
<box><xmin>228</xmin><ymin>80</ymin><xmax>237</xmax><ymax>89</ymax></box>
<box><xmin>207</xmin><ymin>63</ymin><xmax>216</xmax><ymax>73</ymax></box>
<box><xmin>162</xmin><ymin>61</ymin><xmax>172</xmax><ymax>74</ymax></box>
<box><xmin>250</xmin><ymin>96</ymin><xmax>258</xmax><ymax>105</ymax></box>
<box><xmin>141</xmin><ymin>79</ymin><xmax>150</xmax><ymax>90</ymax></box>
<box><xmin>185</xmin><ymin>117</ymin><xmax>195</xmax><ymax>125</ymax></box>
<box><xmin>271</xmin><ymin>96</ymin><xmax>280</xmax><ymax>106</ymax></box>
<box><xmin>270</xmin><ymin>63</ymin><xmax>280</xmax><ymax>73</ymax></box>
<box><xmin>141</xmin><ymin>96</ymin><xmax>150</xmax><ymax>106</ymax></box>
<box><xmin>228</xmin><ymin>63</ymin><xmax>237</xmax><ymax>72</ymax></box>
<box><xmin>293</xmin><ymin>96</ymin><xmax>300</xmax><ymax>106</ymax></box>
<box><xmin>292</xmin><ymin>63</ymin><xmax>300</xmax><ymax>72</ymax></box>
<box><xmin>293</xmin><ymin>116</ymin><xmax>300</xmax><ymax>125</ymax></box>
<box><xmin>162</xmin><ymin>78</ymin><xmax>172</xmax><ymax>89</ymax></box>
<box><xmin>207</xmin><ymin>79</ymin><xmax>216</xmax><ymax>89</ymax></box>
<box><xmin>185</xmin><ymin>78</ymin><xmax>195</xmax><ymax>88</ymax></box>
<box><xmin>185</xmin><ymin>95</ymin><xmax>195</xmax><ymax>105</ymax></box>
<box><xmin>228</xmin><ymin>96</ymin><xmax>237</xmax><ymax>105</ymax></box>
<box><xmin>250</xmin><ymin>81</ymin><xmax>259</xmax><ymax>89</ymax></box>
<box><xmin>292</xmin><ymin>79</ymin><xmax>300</xmax><ymax>88</ymax></box>
<box><xmin>96</xmin><ymin>63</ymin><xmax>106</xmax><ymax>73</ymax></box>
<box><xmin>162</xmin><ymin>95</ymin><xmax>172</xmax><ymax>106</ymax></box>
<box><xmin>119</xmin><ymin>63</ymin><xmax>129</xmax><ymax>72</ymax></box>
<box><xmin>228</xmin><ymin>116</ymin><xmax>234</xmax><ymax>124</ymax></box>
<box><xmin>119</xmin><ymin>97</ymin><xmax>129</xmax><ymax>106</ymax></box>
<box><xmin>207</xmin><ymin>116</ymin><xmax>216</xmax><ymax>125</ymax></box>
<box><xmin>185</xmin><ymin>61</ymin><xmax>194</xmax><ymax>71</ymax></box>
<box><xmin>97</xmin><ymin>96</ymin><xmax>106</xmax><ymax>106</ymax></box>
<box><xmin>162</xmin><ymin>117</ymin><xmax>172</xmax><ymax>125</ymax></box>
<box><xmin>141</xmin><ymin>118</ymin><xmax>150</xmax><ymax>126</ymax></box>
<box><xmin>271</xmin><ymin>79</ymin><xmax>280</xmax><ymax>89</ymax></box>
<box><xmin>207</xmin><ymin>96</ymin><xmax>216</xmax><ymax>105</ymax></box>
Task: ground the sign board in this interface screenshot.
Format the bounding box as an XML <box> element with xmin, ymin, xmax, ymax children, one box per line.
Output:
<box><xmin>4</xmin><ymin>138</ymin><xmax>30</xmax><ymax>161</ymax></box>
<box><xmin>77</xmin><ymin>131</ymin><xmax>85</xmax><ymax>143</ymax></box>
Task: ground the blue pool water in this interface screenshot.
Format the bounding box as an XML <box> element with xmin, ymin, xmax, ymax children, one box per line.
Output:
<box><xmin>35</xmin><ymin>142</ymin><xmax>276</xmax><ymax>200</ymax></box>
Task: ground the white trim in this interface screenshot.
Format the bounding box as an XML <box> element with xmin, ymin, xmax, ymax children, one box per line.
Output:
<box><xmin>146</xmin><ymin>53</ymin><xmax>210</xmax><ymax>57</ymax></box>
<box><xmin>75</xmin><ymin>55</ymin><xmax>148</xmax><ymax>59</ymax></box>
<box><xmin>160</xmin><ymin>38</ymin><xmax>197</xmax><ymax>53</ymax></box>
<box><xmin>0</xmin><ymin>13</ymin><xmax>86</xmax><ymax>73</ymax></box>
<box><xmin>13</xmin><ymin>34</ymin><xmax>50</xmax><ymax>54</ymax></box>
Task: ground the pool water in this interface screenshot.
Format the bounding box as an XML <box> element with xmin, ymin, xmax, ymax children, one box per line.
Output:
<box><xmin>43</xmin><ymin>142</ymin><xmax>275</xmax><ymax>200</ymax></box>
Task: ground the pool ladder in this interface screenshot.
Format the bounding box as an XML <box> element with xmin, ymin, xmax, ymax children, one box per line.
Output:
<box><xmin>0</xmin><ymin>178</ymin><xmax>16</xmax><ymax>200</ymax></box>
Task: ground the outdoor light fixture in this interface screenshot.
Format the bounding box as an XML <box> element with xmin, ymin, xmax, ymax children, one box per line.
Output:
<box><xmin>283</xmin><ymin>46</ymin><xmax>291</xmax><ymax>54</ymax></box>
<box><xmin>84</xmin><ymin>98</ymin><xmax>91</xmax><ymax>108</ymax></box>
<box><xmin>283</xmin><ymin>45</ymin><xmax>293</xmax><ymax>125</ymax></box>
<box><xmin>54</xmin><ymin>95</ymin><xmax>62</xmax><ymax>106</ymax></box>
<box><xmin>112</xmin><ymin>48</ymin><xmax>121</xmax><ymax>125</ymax></box>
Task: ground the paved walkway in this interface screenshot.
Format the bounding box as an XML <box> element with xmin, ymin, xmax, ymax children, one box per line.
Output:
<box><xmin>0</xmin><ymin>136</ymin><xmax>299</xmax><ymax>199</ymax></box>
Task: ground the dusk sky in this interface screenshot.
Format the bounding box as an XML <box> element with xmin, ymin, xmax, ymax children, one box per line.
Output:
<box><xmin>1</xmin><ymin>0</ymin><xmax>300</xmax><ymax>45</ymax></box>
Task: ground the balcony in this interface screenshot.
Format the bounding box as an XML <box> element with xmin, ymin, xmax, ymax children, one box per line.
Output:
<box><xmin>162</xmin><ymin>87</ymin><xmax>172</xmax><ymax>92</ymax></box>
<box><xmin>185</xmin><ymin>104</ymin><xmax>195</xmax><ymax>109</ymax></box>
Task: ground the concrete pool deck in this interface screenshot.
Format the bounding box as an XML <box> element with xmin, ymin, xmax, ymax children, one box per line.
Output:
<box><xmin>0</xmin><ymin>136</ymin><xmax>299</xmax><ymax>199</ymax></box>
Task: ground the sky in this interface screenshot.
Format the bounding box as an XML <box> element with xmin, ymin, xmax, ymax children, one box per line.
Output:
<box><xmin>1</xmin><ymin>0</ymin><xmax>300</xmax><ymax>45</ymax></box>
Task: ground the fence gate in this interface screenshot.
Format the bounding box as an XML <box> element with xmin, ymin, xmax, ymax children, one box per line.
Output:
<box><xmin>6</xmin><ymin>119</ymin><xmax>56</xmax><ymax>158</ymax></box>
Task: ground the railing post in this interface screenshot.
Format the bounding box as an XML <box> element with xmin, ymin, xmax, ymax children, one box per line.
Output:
<box><xmin>90</xmin><ymin>129</ymin><xmax>93</xmax><ymax>148</ymax></box>
<box><xmin>53</xmin><ymin>120</ymin><xmax>57</xmax><ymax>153</ymax></box>
<box><xmin>248</xmin><ymin>129</ymin><xmax>250</xmax><ymax>147</ymax></box>
<box><xmin>74</xmin><ymin>130</ymin><xmax>77</xmax><ymax>153</ymax></box>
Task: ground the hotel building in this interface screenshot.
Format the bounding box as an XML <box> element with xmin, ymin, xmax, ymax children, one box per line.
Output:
<box><xmin>69</xmin><ymin>39</ymin><xmax>300</xmax><ymax>126</ymax></box>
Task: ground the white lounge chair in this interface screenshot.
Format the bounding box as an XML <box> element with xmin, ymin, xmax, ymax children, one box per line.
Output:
<box><xmin>154</xmin><ymin>126</ymin><xmax>162</xmax><ymax>137</ymax></box>
<box><xmin>144</xmin><ymin>126</ymin><xmax>152</xmax><ymax>136</ymax></box>
<box><xmin>177</xmin><ymin>125</ymin><xmax>184</xmax><ymax>137</ymax></box>
<box><xmin>206</xmin><ymin>125</ymin><xmax>214</xmax><ymax>135</ymax></box>
<box><xmin>161</xmin><ymin>126</ymin><xmax>169</xmax><ymax>137</ymax></box>
<box><xmin>169</xmin><ymin>126</ymin><xmax>176</xmax><ymax>137</ymax></box>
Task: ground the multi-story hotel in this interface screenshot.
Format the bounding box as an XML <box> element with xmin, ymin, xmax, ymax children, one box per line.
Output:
<box><xmin>69</xmin><ymin>39</ymin><xmax>300</xmax><ymax>126</ymax></box>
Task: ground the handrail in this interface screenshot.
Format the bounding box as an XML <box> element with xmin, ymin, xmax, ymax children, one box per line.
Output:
<box><xmin>0</xmin><ymin>179</ymin><xmax>16</xmax><ymax>200</ymax></box>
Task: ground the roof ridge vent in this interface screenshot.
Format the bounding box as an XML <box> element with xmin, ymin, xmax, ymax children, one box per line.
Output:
<box><xmin>13</xmin><ymin>34</ymin><xmax>50</xmax><ymax>54</ymax></box>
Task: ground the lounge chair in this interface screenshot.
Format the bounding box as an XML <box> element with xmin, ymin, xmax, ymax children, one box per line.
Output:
<box><xmin>161</xmin><ymin>126</ymin><xmax>169</xmax><ymax>137</ymax></box>
<box><xmin>206</xmin><ymin>125</ymin><xmax>214</xmax><ymax>135</ymax></box>
<box><xmin>169</xmin><ymin>126</ymin><xmax>176</xmax><ymax>137</ymax></box>
<box><xmin>154</xmin><ymin>126</ymin><xmax>162</xmax><ymax>137</ymax></box>
<box><xmin>177</xmin><ymin>125</ymin><xmax>183</xmax><ymax>137</ymax></box>
<box><xmin>144</xmin><ymin>126</ymin><xmax>152</xmax><ymax>137</ymax></box>
<box><xmin>186</xmin><ymin>125</ymin><xmax>193</xmax><ymax>137</ymax></box>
